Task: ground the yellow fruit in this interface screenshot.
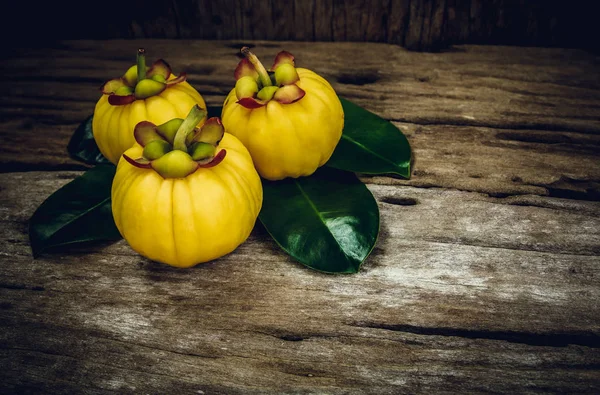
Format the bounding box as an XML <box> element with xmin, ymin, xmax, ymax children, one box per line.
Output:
<box><xmin>93</xmin><ymin>49</ymin><xmax>206</xmax><ymax>164</ymax></box>
<box><xmin>221</xmin><ymin>49</ymin><xmax>344</xmax><ymax>181</ymax></box>
<box><xmin>94</xmin><ymin>78</ymin><xmax>206</xmax><ymax>164</ymax></box>
<box><xmin>111</xmin><ymin>133</ymin><xmax>262</xmax><ymax>268</ymax></box>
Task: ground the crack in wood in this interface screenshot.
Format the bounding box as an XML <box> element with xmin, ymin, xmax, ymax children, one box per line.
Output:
<box><xmin>503</xmin><ymin>199</ymin><xmax>600</xmax><ymax>217</ymax></box>
<box><xmin>380</xmin><ymin>196</ymin><xmax>419</xmax><ymax>206</ymax></box>
<box><xmin>421</xmin><ymin>238</ymin><xmax>600</xmax><ymax>257</ymax></box>
<box><xmin>0</xmin><ymin>283</ymin><xmax>45</xmax><ymax>291</ymax></box>
<box><xmin>350</xmin><ymin>321</ymin><xmax>600</xmax><ymax>348</ymax></box>
<box><xmin>0</xmin><ymin>345</ymin><xmax>206</xmax><ymax>383</ymax></box>
<box><xmin>279</xmin><ymin>334</ymin><xmax>305</xmax><ymax>342</ymax></box>
<box><xmin>380</xmin><ymin>181</ymin><xmax>600</xmax><ymax>205</ymax></box>
<box><xmin>384</xmin><ymin>118</ymin><xmax>600</xmax><ymax>135</ymax></box>
<box><xmin>529</xmin><ymin>176</ymin><xmax>600</xmax><ymax>202</ymax></box>
<box><xmin>495</xmin><ymin>132</ymin><xmax>600</xmax><ymax>146</ymax></box>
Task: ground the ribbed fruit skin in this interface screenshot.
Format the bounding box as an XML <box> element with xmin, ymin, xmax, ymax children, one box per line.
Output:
<box><xmin>93</xmin><ymin>81</ymin><xmax>206</xmax><ymax>164</ymax></box>
<box><xmin>111</xmin><ymin>133</ymin><xmax>263</xmax><ymax>268</ymax></box>
<box><xmin>221</xmin><ymin>68</ymin><xmax>344</xmax><ymax>180</ymax></box>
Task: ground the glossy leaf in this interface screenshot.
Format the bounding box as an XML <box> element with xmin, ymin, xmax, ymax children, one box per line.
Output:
<box><xmin>327</xmin><ymin>97</ymin><xmax>412</xmax><ymax>178</ymax></box>
<box><xmin>259</xmin><ymin>167</ymin><xmax>379</xmax><ymax>273</ymax></box>
<box><xmin>29</xmin><ymin>165</ymin><xmax>121</xmax><ymax>257</ymax></box>
<box><xmin>67</xmin><ymin>115</ymin><xmax>111</xmax><ymax>165</ymax></box>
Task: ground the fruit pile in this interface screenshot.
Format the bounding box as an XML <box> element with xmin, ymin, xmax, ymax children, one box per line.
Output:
<box><xmin>98</xmin><ymin>47</ymin><xmax>343</xmax><ymax>268</ymax></box>
<box><xmin>29</xmin><ymin>46</ymin><xmax>412</xmax><ymax>273</ymax></box>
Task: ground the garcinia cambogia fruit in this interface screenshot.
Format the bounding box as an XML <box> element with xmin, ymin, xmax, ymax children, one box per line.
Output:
<box><xmin>111</xmin><ymin>105</ymin><xmax>263</xmax><ymax>268</ymax></box>
<box><xmin>94</xmin><ymin>48</ymin><xmax>207</xmax><ymax>164</ymax></box>
<box><xmin>221</xmin><ymin>47</ymin><xmax>344</xmax><ymax>181</ymax></box>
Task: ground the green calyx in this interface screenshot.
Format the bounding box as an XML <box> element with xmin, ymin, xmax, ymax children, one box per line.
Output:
<box><xmin>124</xmin><ymin>105</ymin><xmax>226</xmax><ymax>178</ymax></box>
<box><xmin>189</xmin><ymin>142</ymin><xmax>216</xmax><ymax>160</ymax></box>
<box><xmin>114</xmin><ymin>86</ymin><xmax>133</xmax><ymax>96</ymax></box>
<box><xmin>157</xmin><ymin>118</ymin><xmax>184</xmax><ymax>143</ymax></box>
<box><xmin>151</xmin><ymin>150</ymin><xmax>200</xmax><ymax>179</ymax></box>
<box><xmin>233</xmin><ymin>48</ymin><xmax>305</xmax><ymax>109</ymax></box>
<box><xmin>135</xmin><ymin>79</ymin><xmax>165</xmax><ymax>100</ymax></box>
<box><xmin>274</xmin><ymin>63</ymin><xmax>299</xmax><ymax>86</ymax></box>
<box><xmin>143</xmin><ymin>140</ymin><xmax>172</xmax><ymax>160</ymax></box>
<box><xmin>257</xmin><ymin>86</ymin><xmax>279</xmax><ymax>101</ymax></box>
<box><xmin>236</xmin><ymin>76</ymin><xmax>259</xmax><ymax>100</ymax></box>
<box><xmin>101</xmin><ymin>48</ymin><xmax>187</xmax><ymax>106</ymax></box>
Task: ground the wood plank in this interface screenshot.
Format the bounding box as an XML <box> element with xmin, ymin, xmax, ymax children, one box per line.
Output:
<box><xmin>1</xmin><ymin>41</ymin><xmax>598</xmax><ymax>200</ymax></box>
<box><xmin>4</xmin><ymin>41</ymin><xmax>598</xmax><ymax>130</ymax></box>
<box><xmin>387</xmin><ymin>0</ymin><xmax>410</xmax><ymax>46</ymax></box>
<box><xmin>372</xmin><ymin>122</ymin><xmax>600</xmax><ymax>200</ymax></box>
<box><xmin>1</xmin><ymin>171</ymin><xmax>599</xmax><ymax>393</ymax></box>
<box><xmin>444</xmin><ymin>0</ymin><xmax>470</xmax><ymax>42</ymax></box>
<box><xmin>313</xmin><ymin>0</ymin><xmax>334</xmax><ymax>41</ymax></box>
<box><xmin>293</xmin><ymin>0</ymin><xmax>316</xmax><ymax>41</ymax></box>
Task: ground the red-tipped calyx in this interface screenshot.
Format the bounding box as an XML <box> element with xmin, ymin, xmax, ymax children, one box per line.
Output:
<box><xmin>123</xmin><ymin>154</ymin><xmax>152</xmax><ymax>169</ymax></box>
<box><xmin>190</xmin><ymin>117</ymin><xmax>225</xmax><ymax>145</ymax></box>
<box><xmin>198</xmin><ymin>149</ymin><xmax>227</xmax><ymax>168</ymax></box>
<box><xmin>237</xmin><ymin>97</ymin><xmax>268</xmax><ymax>109</ymax></box>
<box><xmin>123</xmin><ymin>105</ymin><xmax>228</xmax><ymax>178</ymax></box>
<box><xmin>166</xmin><ymin>73</ymin><xmax>187</xmax><ymax>86</ymax></box>
<box><xmin>102</xmin><ymin>78</ymin><xmax>128</xmax><ymax>94</ymax></box>
<box><xmin>134</xmin><ymin>121</ymin><xmax>163</xmax><ymax>146</ymax></box>
<box><xmin>108</xmin><ymin>94</ymin><xmax>137</xmax><ymax>106</ymax></box>
<box><xmin>146</xmin><ymin>59</ymin><xmax>171</xmax><ymax>81</ymax></box>
<box><xmin>101</xmin><ymin>48</ymin><xmax>187</xmax><ymax>106</ymax></box>
<box><xmin>273</xmin><ymin>84</ymin><xmax>306</xmax><ymax>104</ymax></box>
<box><xmin>270</xmin><ymin>51</ymin><xmax>295</xmax><ymax>71</ymax></box>
<box><xmin>234</xmin><ymin>58</ymin><xmax>259</xmax><ymax>81</ymax></box>
<box><xmin>233</xmin><ymin>48</ymin><xmax>305</xmax><ymax>109</ymax></box>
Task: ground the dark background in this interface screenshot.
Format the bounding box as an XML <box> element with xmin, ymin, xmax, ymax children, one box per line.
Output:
<box><xmin>6</xmin><ymin>0</ymin><xmax>598</xmax><ymax>52</ymax></box>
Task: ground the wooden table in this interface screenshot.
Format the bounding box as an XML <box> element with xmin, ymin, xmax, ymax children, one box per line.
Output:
<box><xmin>1</xmin><ymin>40</ymin><xmax>599</xmax><ymax>394</ymax></box>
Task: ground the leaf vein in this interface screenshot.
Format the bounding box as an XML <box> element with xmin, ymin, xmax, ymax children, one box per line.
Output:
<box><xmin>340</xmin><ymin>133</ymin><xmax>401</xmax><ymax>169</ymax></box>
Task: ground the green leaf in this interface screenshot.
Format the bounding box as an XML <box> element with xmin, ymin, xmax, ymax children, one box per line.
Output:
<box><xmin>259</xmin><ymin>167</ymin><xmax>379</xmax><ymax>273</ymax></box>
<box><xmin>29</xmin><ymin>165</ymin><xmax>122</xmax><ymax>257</ymax></box>
<box><xmin>327</xmin><ymin>97</ymin><xmax>412</xmax><ymax>178</ymax></box>
<box><xmin>67</xmin><ymin>115</ymin><xmax>111</xmax><ymax>165</ymax></box>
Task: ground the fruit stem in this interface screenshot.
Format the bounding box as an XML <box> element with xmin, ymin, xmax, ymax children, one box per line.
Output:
<box><xmin>137</xmin><ymin>48</ymin><xmax>146</xmax><ymax>82</ymax></box>
<box><xmin>173</xmin><ymin>105</ymin><xmax>207</xmax><ymax>151</ymax></box>
<box><xmin>241</xmin><ymin>47</ymin><xmax>272</xmax><ymax>88</ymax></box>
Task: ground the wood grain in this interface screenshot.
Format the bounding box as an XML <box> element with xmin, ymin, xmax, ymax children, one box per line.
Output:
<box><xmin>2</xmin><ymin>40</ymin><xmax>599</xmax><ymax>199</ymax></box>
<box><xmin>1</xmin><ymin>172</ymin><xmax>599</xmax><ymax>393</ymax></box>
<box><xmin>1</xmin><ymin>39</ymin><xmax>599</xmax><ymax>393</ymax></box>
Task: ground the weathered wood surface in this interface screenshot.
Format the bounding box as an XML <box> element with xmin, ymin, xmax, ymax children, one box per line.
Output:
<box><xmin>2</xmin><ymin>41</ymin><xmax>600</xmax><ymax>199</ymax></box>
<box><xmin>1</xmin><ymin>40</ymin><xmax>600</xmax><ymax>393</ymax></box>
<box><xmin>2</xmin><ymin>172</ymin><xmax>600</xmax><ymax>394</ymax></box>
<box><xmin>8</xmin><ymin>0</ymin><xmax>599</xmax><ymax>51</ymax></box>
